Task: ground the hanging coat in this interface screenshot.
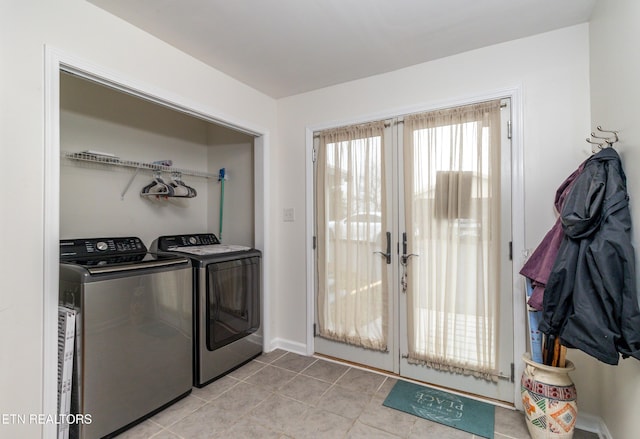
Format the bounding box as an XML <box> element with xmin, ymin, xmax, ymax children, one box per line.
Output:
<box><xmin>519</xmin><ymin>164</ymin><xmax>585</xmax><ymax>310</ymax></box>
<box><xmin>537</xmin><ymin>147</ymin><xmax>640</xmax><ymax>365</ymax></box>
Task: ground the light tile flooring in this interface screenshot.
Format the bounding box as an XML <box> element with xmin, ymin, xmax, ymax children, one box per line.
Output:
<box><xmin>116</xmin><ymin>350</ymin><xmax>598</xmax><ymax>439</ymax></box>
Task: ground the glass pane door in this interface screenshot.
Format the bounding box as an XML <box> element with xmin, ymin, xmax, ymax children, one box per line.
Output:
<box><xmin>399</xmin><ymin>99</ymin><xmax>513</xmax><ymax>402</ymax></box>
<box><xmin>313</xmin><ymin>99</ymin><xmax>514</xmax><ymax>402</ymax></box>
<box><xmin>314</xmin><ymin>120</ymin><xmax>395</xmax><ymax>371</ymax></box>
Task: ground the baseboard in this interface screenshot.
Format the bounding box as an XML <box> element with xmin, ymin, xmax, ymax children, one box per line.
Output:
<box><xmin>576</xmin><ymin>412</ymin><xmax>612</xmax><ymax>439</ymax></box>
<box><xmin>265</xmin><ymin>337</ymin><xmax>308</xmax><ymax>356</ymax></box>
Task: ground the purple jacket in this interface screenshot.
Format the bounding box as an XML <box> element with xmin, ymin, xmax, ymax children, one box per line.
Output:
<box><xmin>520</xmin><ymin>163</ymin><xmax>585</xmax><ymax>310</ymax></box>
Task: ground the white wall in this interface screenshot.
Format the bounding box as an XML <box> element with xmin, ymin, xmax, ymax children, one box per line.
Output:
<box><xmin>0</xmin><ymin>0</ymin><xmax>613</xmax><ymax>436</ymax></box>
<box><xmin>59</xmin><ymin>74</ymin><xmax>256</xmax><ymax>248</ymax></box>
<box><xmin>0</xmin><ymin>1</ymin><xmax>276</xmax><ymax>438</ymax></box>
<box><xmin>589</xmin><ymin>1</ymin><xmax>640</xmax><ymax>437</ymax></box>
<box><xmin>60</xmin><ymin>74</ymin><xmax>211</xmax><ymax>245</ymax></box>
<box><xmin>207</xmin><ymin>125</ymin><xmax>255</xmax><ymax>247</ymax></box>
<box><xmin>275</xmin><ymin>24</ymin><xmax>596</xmax><ymax>409</ymax></box>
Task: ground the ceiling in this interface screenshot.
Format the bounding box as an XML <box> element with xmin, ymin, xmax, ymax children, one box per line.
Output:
<box><xmin>88</xmin><ymin>0</ymin><xmax>597</xmax><ymax>98</ymax></box>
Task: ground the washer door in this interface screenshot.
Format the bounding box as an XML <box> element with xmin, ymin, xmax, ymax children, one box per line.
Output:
<box><xmin>205</xmin><ymin>256</ymin><xmax>260</xmax><ymax>350</ymax></box>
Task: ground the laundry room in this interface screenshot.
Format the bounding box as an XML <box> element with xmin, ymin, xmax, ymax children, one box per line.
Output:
<box><xmin>59</xmin><ymin>72</ymin><xmax>256</xmax><ymax>248</ymax></box>
<box><xmin>57</xmin><ymin>73</ymin><xmax>265</xmax><ymax>438</ymax></box>
<box><xmin>5</xmin><ymin>1</ymin><xmax>640</xmax><ymax>439</ymax></box>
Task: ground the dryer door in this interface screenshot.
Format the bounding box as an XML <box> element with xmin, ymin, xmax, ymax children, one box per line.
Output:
<box><xmin>205</xmin><ymin>256</ymin><xmax>260</xmax><ymax>350</ymax></box>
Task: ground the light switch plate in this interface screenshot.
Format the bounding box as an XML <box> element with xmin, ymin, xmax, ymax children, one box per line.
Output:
<box><xmin>283</xmin><ymin>207</ymin><xmax>295</xmax><ymax>222</ymax></box>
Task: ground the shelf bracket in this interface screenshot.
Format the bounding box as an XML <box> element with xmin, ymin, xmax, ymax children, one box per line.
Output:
<box><xmin>121</xmin><ymin>167</ymin><xmax>141</xmax><ymax>200</ymax></box>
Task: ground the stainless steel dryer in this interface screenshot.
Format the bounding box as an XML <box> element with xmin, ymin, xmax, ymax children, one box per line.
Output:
<box><xmin>59</xmin><ymin>237</ymin><xmax>192</xmax><ymax>439</ymax></box>
<box><xmin>151</xmin><ymin>233</ymin><xmax>262</xmax><ymax>387</ymax></box>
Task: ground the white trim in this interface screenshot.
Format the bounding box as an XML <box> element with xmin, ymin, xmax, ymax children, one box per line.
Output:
<box><xmin>308</xmin><ymin>87</ymin><xmax>519</xmax><ymax>133</ymax></box>
<box><xmin>597</xmin><ymin>421</ymin><xmax>613</xmax><ymax>439</ymax></box>
<box><xmin>43</xmin><ymin>46</ymin><xmax>270</xmax><ymax>439</ymax></box>
<box><xmin>576</xmin><ymin>412</ymin><xmax>612</xmax><ymax>439</ymax></box>
<box><xmin>305</xmin><ymin>85</ymin><xmax>526</xmax><ymax>406</ymax></box>
<box><xmin>42</xmin><ymin>46</ymin><xmax>61</xmax><ymax>439</ymax></box>
<box><xmin>305</xmin><ymin>127</ymin><xmax>316</xmax><ymax>356</ymax></box>
<box><xmin>269</xmin><ymin>337</ymin><xmax>309</xmax><ymax>357</ymax></box>
<box><xmin>509</xmin><ymin>86</ymin><xmax>527</xmax><ymax>411</ymax></box>
<box><xmin>56</xmin><ymin>52</ymin><xmax>264</xmax><ymax>138</ymax></box>
<box><xmin>253</xmin><ymin>134</ymin><xmax>271</xmax><ymax>352</ymax></box>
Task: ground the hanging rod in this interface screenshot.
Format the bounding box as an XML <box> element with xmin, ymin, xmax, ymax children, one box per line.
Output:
<box><xmin>62</xmin><ymin>151</ymin><xmax>217</xmax><ymax>179</ymax></box>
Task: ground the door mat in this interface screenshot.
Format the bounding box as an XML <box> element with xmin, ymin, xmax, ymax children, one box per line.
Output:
<box><xmin>383</xmin><ymin>380</ymin><xmax>495</xmax><ymax>439</ymax></box>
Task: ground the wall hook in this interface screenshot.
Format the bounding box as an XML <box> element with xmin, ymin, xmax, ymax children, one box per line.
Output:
<box><xmin>596</xmin><ymin>126</ymin><xmax>619</xmax><ymax>145</ymax></box>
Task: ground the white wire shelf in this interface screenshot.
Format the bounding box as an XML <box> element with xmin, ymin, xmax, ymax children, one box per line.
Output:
<box><xmin>62</xmin><ymin>150</ymin><xmax>216</xmax><ymax>179</ymax></box>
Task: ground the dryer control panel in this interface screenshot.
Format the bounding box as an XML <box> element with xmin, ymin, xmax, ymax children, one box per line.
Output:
<box><xmin>155</xmin><ymin>234</ymin><xmax>221</xmax><ymax>250</ymax></box>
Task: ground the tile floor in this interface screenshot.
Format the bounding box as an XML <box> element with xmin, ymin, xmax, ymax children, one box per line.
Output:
<box><xmin>116</xmin><ymin>350</ymin><xmax>599</xmax><ymax>439</ymax></box>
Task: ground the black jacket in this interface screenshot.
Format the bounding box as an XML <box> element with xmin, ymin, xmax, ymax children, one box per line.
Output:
<box><xmin>538</xmin><ymin>147</ymin><xmax>640</xmax><ymax>365</ymax></box>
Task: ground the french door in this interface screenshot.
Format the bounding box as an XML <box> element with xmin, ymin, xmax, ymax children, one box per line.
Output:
<box><xmin>314</xmin><ymin>98</ymin><xmax>514</xmax><ymax>402</ymax></box>
<box><xmin>314</xmin><ymin>120</ymin><xmax>396</xmax><ymax>372</ymax></box>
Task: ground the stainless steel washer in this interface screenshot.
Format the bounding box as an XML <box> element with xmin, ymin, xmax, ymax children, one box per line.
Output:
<box><xmin>59</xmin><ymin>237</ymin><xmax>192</xmax><ymax>439</ymax></box>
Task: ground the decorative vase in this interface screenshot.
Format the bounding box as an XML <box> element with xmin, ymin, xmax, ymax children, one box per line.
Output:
<box><xmin>521</xmin><ymin>352</ymin><xmax>578</xmax><ymax>439</ymax></box>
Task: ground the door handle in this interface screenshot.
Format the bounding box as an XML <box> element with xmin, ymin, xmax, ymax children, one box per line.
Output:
<box><xmin>401</xmin><ymin>253</ymin><xmax>418</xmax><ymax>266</ymax></box>
<box><xmin>374</xmin><ymin>231</ymin><xmax>391</xmax><ymax>264</ymax></box>
<box><xmin>402</xmin><ymin>232</ymin><xmax>407</xmax><ymax>256</ymax></box>
<box><xmin>401</xmin><ymin>232</ymin><xmax>418</xmax><ymax>266</ymax></box>
<box><xmin>400</xmin><ymin>231</ymin><xmax>418</xmax><ymax>293</ymax></box>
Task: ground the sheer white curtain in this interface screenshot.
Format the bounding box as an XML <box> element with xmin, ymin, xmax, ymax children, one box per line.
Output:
<box><xmin>316</xmin><ymin>121</ymin><xmax>388</xmax><ymax>351</ymax></box>
<box><xmin>403</xmin><ymin>100</ymin><xmax>502</xmax><ymax>379</ymax></box>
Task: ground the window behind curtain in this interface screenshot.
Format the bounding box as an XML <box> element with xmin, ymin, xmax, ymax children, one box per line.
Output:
<box><xmin>315</xmin><ymin>120</ymin><xmax>388</xmax><ymax>351</ymax></box>
<box><xmin>403</xmin><ymin>100</ymin><xmax>502</xmax><ymax>380</ymax></box>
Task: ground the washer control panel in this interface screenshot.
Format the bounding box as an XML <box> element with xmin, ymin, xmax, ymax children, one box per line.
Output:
<box><xmin>60</xmin><ymin>237</ymin><xmax>146</xmax><ymax>259</ymax></box>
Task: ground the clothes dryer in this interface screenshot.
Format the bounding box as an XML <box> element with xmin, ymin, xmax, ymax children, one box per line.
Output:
<box><xmin>151</xmin><ymin>233</ymin><xmax>262</xmax><ymax>387</ymax></box>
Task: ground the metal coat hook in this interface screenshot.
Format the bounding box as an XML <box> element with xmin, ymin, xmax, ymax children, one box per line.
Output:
<box><xmin>586</xmin><ymin>126</ymin><xmax>619</xmax><ymax>153</ymax></box>
<box><xmin>585</xmin><ymin>137</ymin><xmax>604</xmax><ymax>154</ymax></box>
<box><xmin>590</xmin><ymin>132</ymin><xmax>614</xmax><ymax>149</ymax></box>
<box><xmin>596</xmin><ymin>125</ymin><xmax>619</xmax><ymax>146</ymax></box>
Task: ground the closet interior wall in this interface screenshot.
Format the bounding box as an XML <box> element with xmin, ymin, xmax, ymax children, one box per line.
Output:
<box><xmin>60</xmin><ymin>73</ymin><xmax>255</xmax><ymax>247</ymax></box>
<box><xmin>207</xmin><ymin>124</ymin><xmax>255</xmax><ymax>247</ymax></box>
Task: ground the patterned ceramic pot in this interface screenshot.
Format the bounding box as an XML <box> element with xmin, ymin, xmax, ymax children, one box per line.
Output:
<box><xmin>521</xmin><ymin>353</ymin><xmax>577</xmax><ymax>439</ymax></box>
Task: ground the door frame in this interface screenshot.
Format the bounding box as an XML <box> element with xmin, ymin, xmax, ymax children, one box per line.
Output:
<box><xmin>305</xmin><ymin>87</ymin><xmax>526</xmax><ymax>409</ymax></box>
<box><xmin>43</xmin><ymin>47</ymin><xmax>271</xmax><ymax>439</ymax></box>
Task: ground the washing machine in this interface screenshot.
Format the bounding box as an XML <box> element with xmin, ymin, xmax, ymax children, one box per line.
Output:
<box><xmin>59</xmin><ymin>236</ymin><xmax>192</xmax><ymax>438</ymax></box>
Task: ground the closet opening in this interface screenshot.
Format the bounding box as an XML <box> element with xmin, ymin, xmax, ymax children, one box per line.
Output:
<box><xmin>59</xmin><ymin>71</ymin><xmax>257</xmax><ymax>247</ymax></box>
<box><xmin>43</xmin><ymin>49</ymin><xmax>269</xmax><ymax>439</ymax></box>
